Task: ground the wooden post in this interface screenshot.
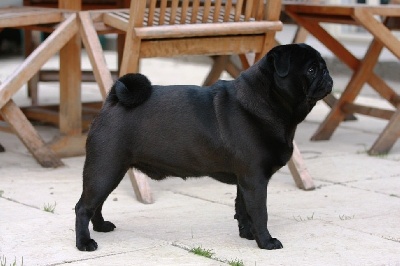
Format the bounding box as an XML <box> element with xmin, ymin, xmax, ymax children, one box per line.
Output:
<box><xmin>58</xmin><ymin>0</ymin><xmax>82</xmax><ymax>136</ymax></box>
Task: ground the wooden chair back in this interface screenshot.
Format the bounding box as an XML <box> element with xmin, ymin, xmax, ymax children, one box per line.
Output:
<box><xmin>106</xmin><ymin>0</ymin><xmax>282</xmax><ymax>72</ymax></box>
<box><xmin>132</xmin><ymin>0</ymin><xmax>271</xmax><ymax>28</ymax></box>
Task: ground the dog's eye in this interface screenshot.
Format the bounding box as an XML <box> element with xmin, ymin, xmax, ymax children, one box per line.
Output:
<box><xmin>308</xmin><ymin>66</ymin><xmax>316</xmax><ymax>75</ymax></box>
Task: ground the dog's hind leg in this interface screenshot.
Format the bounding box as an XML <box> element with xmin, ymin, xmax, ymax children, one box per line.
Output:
<box><xmin>91</xmin><ymin>201</ymin><xmax>116</xmax><ymax>232</ymax></box>
<box><xmin>75</xmin><ymin>159</ymin><xmax>128</xmax><ymax>251</ymax></box>
<box><xmin>234</xmin><ymin>185</ymin><xmax>254</xmax><ymax>240</ymax></box>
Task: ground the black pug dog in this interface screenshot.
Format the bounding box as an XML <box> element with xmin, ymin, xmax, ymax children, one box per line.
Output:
<box><xmin>75</xmin><ymin>43</ymin><xmax>333</xmax><ymax>251</ymax></box>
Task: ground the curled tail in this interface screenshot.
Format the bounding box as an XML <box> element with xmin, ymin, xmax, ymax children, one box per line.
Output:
<box><xmin>108</xmin><ymin>73</ymin><xmax>152</xmax><ymax>108</ymax></box>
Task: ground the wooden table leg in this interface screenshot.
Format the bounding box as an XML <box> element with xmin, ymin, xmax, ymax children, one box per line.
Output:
<box><xmin>48</xmin><ymin>0</ymin><xmax>85</xmax><ymax>157</ymax></box>
<box><xmin>59</xmin><ymin>0</ymin><xmax>82</xmax><ymax>137</ymax></box>
<box><xmin>0</xmin><ymin>100</ymin><xmax>63</xmax><ymax>167</ymax></box>
<box><xmin>312</xmin><ymin>38</ymin><xmax>384</xmax><ymax>141</ymax></box>
<box><xmin>79</xmin><ymin>11</ymin><xmax>114</xmax><ymax>98</ymax></box>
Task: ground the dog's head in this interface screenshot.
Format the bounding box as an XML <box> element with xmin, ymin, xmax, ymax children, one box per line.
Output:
<box><xmin>262</xmin><ymin>43</ymin><xmax>333</xmax><ymax>115</ymax></box>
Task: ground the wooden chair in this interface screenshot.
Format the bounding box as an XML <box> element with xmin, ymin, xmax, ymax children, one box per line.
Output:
<box><xmin>79</xmin><ymin>0</ymin><xmax>318</xmax><ymax>203</ymax></box>
<box><xmin>0</xmin><ymin>6</ymin><xmax>80</xmax><ymax>167</ymax></box>
<box><xmin>285</xmin><ymin>1</ymin><xmax>400</xmax><ymax>155</ymax></box>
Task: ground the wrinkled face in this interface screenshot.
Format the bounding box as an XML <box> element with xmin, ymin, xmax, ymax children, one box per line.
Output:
<box><xmin>268</xmin><ymin>43</ymin><xmax>333</xmax><ymax>111</ymax></box>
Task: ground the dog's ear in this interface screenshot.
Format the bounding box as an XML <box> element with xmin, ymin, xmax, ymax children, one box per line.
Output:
<box><xmin>270</xmin><ymin>47</ymin><xmax>291</xmax><ymax>78</ymax></box>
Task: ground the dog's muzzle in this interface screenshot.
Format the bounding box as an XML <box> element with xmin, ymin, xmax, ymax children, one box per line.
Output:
<box><xmin>307</xmin><ymin>70</ymin><xmax>333</xmax><ymax>103</ymax></box>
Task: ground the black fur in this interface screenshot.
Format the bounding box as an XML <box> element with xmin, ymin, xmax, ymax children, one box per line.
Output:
<box><xmin>111</xmin><ymin>73</ymin><xmax>152</xmax><ymax>108</ymax></box>
<box><xmin>75</xmin><ymin>44</ymin><xmax>333</xmax><ymax>251</ymax></box>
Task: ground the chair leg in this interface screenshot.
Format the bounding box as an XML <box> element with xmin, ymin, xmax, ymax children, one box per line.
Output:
<box><xmin>368</xmin><ymin>108</ymin><xmax>400</xmax><ymax>155</ymax></box>
<box><xmin>119</xmin><ymin>36</ymin><xmax>141</xmax><ymax>75</ymax></box>
<box><xmin>225</xmin><ymin>57</ymin><xmax>242</xmax><ymax>78</ymax></box>
<box><xmin>0</xmin><ymin>100</ymin><xmax>63</xmax><ymax>167</ymax></box>
<box><xmin>127</xmin><ymin>169</ymin><xmax>153</xmax><ymax>204</ymax></box>
<box><xmin>287</xmin><ymin>142</ymin><xmax>315</xmax><ymax>190</ymax></box>
<box><xmin>292</xmin><ymin>26</ymin><xmax>309</xmax><ymax>44</ymax></box>
<box><xmin>202</xmin><ymin>55</ymin><xmax>230</xmax><ymax>86</ymax></box>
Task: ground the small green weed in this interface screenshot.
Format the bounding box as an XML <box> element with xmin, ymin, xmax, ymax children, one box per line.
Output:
<box><xmin>371</xmin><ymin>152</ymin><xmax>389</xmax><ymax>158</ymax></box>
<box><xmin>228</xmin><ymin>258</ymin><xmax>244</xmax><ymax>266</ymax></box>
<box><xmin>0</xmin><ymin>190</ymin><xmax>4</xmax><ymax>197</ymax></box>
<box><xmin>189</xmin><ymin>246</ymin><xmax>214</xmax><ymax>259</ymax></box>
<box><xmin>0</xmin><ymin>255</ymin><xmax>24</xmax><ymax>266</ymax></box>
<box><xmin>43</xmin><ymin>202</ymin><xmax>56</xmax><ymax>213</ymax></box>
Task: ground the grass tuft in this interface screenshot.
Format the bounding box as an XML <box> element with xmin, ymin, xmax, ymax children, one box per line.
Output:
<box><xmin>228</xmin><ymin>258</ymin><xmax>245</xmax><ymax>266</ymax></box>
<box><xmin>43</xmin><ymin>202</ymin><xmax>57</xmax><ymax>213</ymax></box>
<box><xmin>189</xmin><ymin>246</ymin><xmax>214</xmax><ymax>259</ymax></box>
<box><xmin>0</xmin><ymin>255</ymin><xmax>24</xmax><ymax>266</ymax></box>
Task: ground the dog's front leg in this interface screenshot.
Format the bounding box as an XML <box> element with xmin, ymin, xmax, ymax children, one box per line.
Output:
<box><xmin>234</xmin><ymin>185</ymin><xmax>254</xmax><ymax>240</ymax></box>
<box><xmin>238</xmin><ymin>176</ymin><xmax>283</xmax><ymax>250</ymax></box>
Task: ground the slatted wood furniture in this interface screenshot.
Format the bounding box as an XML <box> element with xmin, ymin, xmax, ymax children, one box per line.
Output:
<box><xmin>22</xmin><ymin>0</ymin><xmax>130</xmax><ymax>105</ymax></box>
<box><xmin>285</xmin><ymin>2</ymin><xmax>400</xmax><ymax>155</ymax></box>
<box><xmin>0</xmin><ymin>4</ymin><xmax>81</xmax><ymax>167</ymax></box>
<box><xmin>79</xmin><ymin>0</ymin><xmax>319</xmax><ymax>203</ymax></box>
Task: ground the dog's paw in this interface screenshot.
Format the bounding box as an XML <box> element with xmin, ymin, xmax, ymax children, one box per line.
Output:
<box><xmin>258</xmin><ymin>238</ymin><xmax>283</xmax><ymax>250</ymax></box>
<box><xmin>93</xmin><ymin>221</ymin><xmax>116</xmax><ymax>232</ymax></box>
<box><xmin>77</xmin><ymin>239</ymin><xmax>98</xmax><ymax>251</ymax></box>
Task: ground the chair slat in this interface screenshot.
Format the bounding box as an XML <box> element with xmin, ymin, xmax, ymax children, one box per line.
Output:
<box><xmin>147</xmin><ymin>0</ymin><xmax>157</xmax><ymax>26</ymax></box>
<box><xmin>223</xmin><ymin>0</ymin><xmax>233</xmax><ymax>22</ymax></box>
<box><xmin>202</xmin><ymin>0</ymin><xmax>212</xmax><ymax>23</ymax></box>
<box><xmin>169</xmin><ymin>0</ymin><xmax>179</xmax><ymax>25</ymax></box>
<box><xmin>213</xmin><ymin>0</ymin><xmax>223</xmax><ymax>22</ymax></box>
<box><xmin>244</xmin><ymin>0</ymin><xmax>254</xmax><ymax>21</ymax></box>
<box><xmin>158</xmin><ymin>0</ymin><xmax>167</xmax><ymax>25</ymax></box>
<box><xmin>234</xmin><ymin>0</ymin><xmax>244</xmax><ymax>22</ymax></box>
<box><xmin>255</xmin><ymin>0</ymin><xmax>264</xmax><ymax>20</ymax></box>
<box><xmin>191</xmin><ymin>0</ymin><xmax>200</xmax><ymax>23</ymax></box>
<box><xmin>180</xmin><ymin>0</ymin><xmax>189</xmax><ymax>24</ymax></box>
